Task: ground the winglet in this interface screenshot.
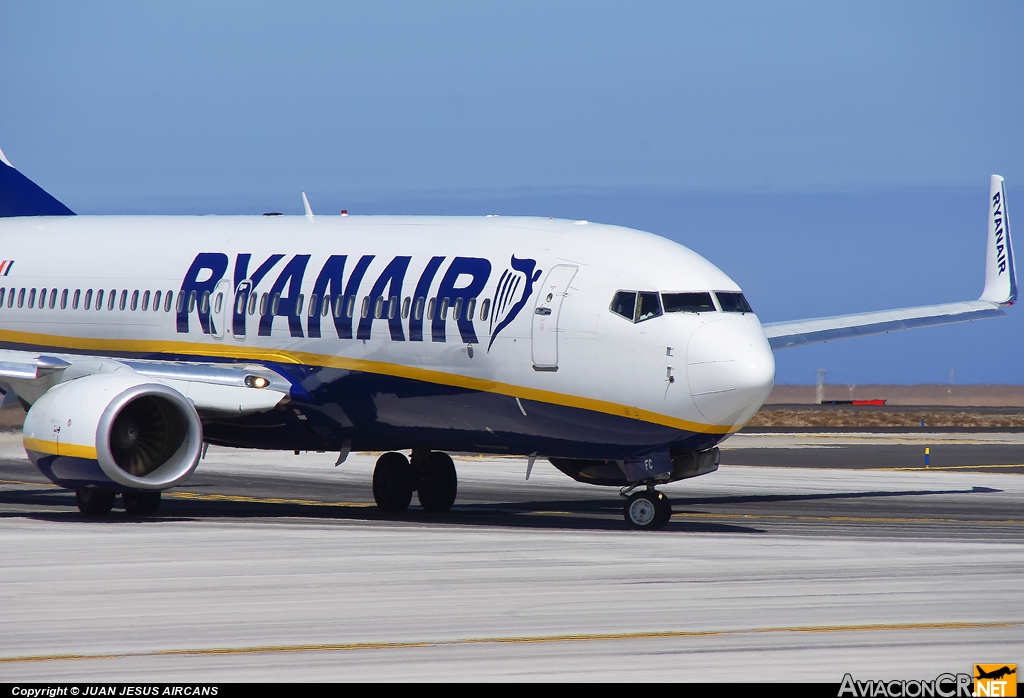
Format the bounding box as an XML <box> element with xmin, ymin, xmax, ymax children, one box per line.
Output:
<box><xmin>0</xmin><ymin>146</ymin><xmax>75</xmax><ymax>217</ymax></box>
<box><xmin>302</xmin><ymin>192</ymin><xmax>314</xmax><ymax>221</ymax></box>
<box><xmin>980</xmin><ymin>175</ymin><xmax>1016</xmax><ymax>305</ymax></box>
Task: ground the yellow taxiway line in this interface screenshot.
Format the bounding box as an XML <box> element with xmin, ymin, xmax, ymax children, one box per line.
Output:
<box><xmin>1</xmin><ymin>620</ymin><xmax>1018</xmax><ymax>665</ymax></box>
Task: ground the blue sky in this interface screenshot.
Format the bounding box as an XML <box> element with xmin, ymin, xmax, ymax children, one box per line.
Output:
<box><xmin>2</xmin><ymin>2</ymin><xmax>1023</xmax><ymax>384</ymax></box>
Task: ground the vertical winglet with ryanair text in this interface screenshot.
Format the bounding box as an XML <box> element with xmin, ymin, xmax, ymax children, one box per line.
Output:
<box><xmin>980</xmin><ymin>174</ymin><xmax>1016</xmax><ymax>305</ymax></box>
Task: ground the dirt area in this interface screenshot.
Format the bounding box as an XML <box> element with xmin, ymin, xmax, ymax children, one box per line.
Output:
<box><xmin>767</xmin><ymin>384</ymin><xmax>1024</xmax><ymax>406</ymax></box>
<box><xmin>747</xmin><ymin>407</ymin><xmax>1024</xmax><ymax>428</ymax></box>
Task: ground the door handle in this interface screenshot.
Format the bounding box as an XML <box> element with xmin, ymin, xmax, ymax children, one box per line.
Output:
<box><xmin>535</xmin><ymin>307</ymin><xmax>552</xmax><ymax>316</ymax></box>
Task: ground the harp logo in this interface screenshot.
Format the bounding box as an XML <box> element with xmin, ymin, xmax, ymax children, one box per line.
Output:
<box><xmin>974</xmin><ymin>665</ymin><xmax>1017</xmax><ymax>697</ymax></box>
<box><xmin>487</xmin><ymin>255</ymin><xmax>542</xmax><ymax>351</ymax></box>
<box><xmin>0</xmin><ymin>260</ymin><xmax>14</xmax><ymax>276</ymax></box>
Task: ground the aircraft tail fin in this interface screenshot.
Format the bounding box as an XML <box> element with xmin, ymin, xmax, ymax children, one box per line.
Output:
<box><xmin>979</xmin><ymin>174</ymin><xmax>1015</xmax><ymax>304</ymax></box>
<box><xmin>0</xmin><ymin>147</ymin><xmax>74</xmax><ymax>218</ymax></box>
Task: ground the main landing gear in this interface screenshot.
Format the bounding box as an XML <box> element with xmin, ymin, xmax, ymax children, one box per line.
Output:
<box><xmin>623</xmin><ymin>488</ymin><xmax>672</xmax><ymax>530</ymax></box>
<box><xmin>372</xmin><ymin>450</ymin><xmax>458</xmax><ymax>513</ymax></box>
<box><xmin>74</xmin><ymin>488</ymin><xmax>161</xmax><ymax>517</ymax></box>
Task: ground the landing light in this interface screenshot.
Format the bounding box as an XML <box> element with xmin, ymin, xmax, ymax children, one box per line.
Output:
<box><xmin>245</xmin><ymin>375</ymin><xmax>270</xmax><ymax>389</ymax></box>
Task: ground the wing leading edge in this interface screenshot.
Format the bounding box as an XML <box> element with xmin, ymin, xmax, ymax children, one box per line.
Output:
<box><xmin>764</xmin><ymin>175</ymin><xmax>1015</xmax><ymax>350</ymax></box>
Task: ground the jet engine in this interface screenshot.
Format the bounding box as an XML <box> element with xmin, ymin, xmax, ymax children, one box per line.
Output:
<box><xmin>23</xmin><ymin>373</ymin><xmax>203</xmax><ymax>491</ymax></box>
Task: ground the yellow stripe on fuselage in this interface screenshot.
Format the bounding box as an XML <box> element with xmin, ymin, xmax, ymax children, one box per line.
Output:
<box><xmin>0</xmin><ymin>327</ymin><xmax>736</xmax><ymax>435</ymax></box>
<box><xmin>23</xmin><ymin>436</ymin><xmax>98</xmax><ymax>460</ymax></box>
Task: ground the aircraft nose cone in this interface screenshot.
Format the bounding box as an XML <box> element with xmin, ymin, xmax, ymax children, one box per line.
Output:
<box><xmin>686</xmin><ymin>316</ymin><xmax>775</xmax><ymax>426</ymax></box>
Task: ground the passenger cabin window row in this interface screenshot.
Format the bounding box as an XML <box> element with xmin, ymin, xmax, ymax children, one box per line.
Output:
<box><xmin>610</xmin><ymin>290</ymin><xmax>752</xmax><ymax>323</ymax></box>
<box><xmin>0</xmin><ymin>287</ymin><xmax>178</xmax><ymax>312</ymax></box>
<box><xmin>0</xmin><ymin>285</ymin><xmax>498</xmax><ymax>324</ymax></box>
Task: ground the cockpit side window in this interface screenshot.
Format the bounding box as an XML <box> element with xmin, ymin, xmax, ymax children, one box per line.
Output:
<box><xmin>636</xmin><ymin>292</ymin><xmax>662</xmax><ymax>322</ymax></box>
<box><xmin>610</xmin><ymin>291</ymin><xmax>636</xmax><ymax>321</ymax></box>
<box><xmin>716</xmin><ymin>291</ymin><xmax>753</xmax><ymax>313</ymax></box>
<box><xmin>662</xmin><ymin>292</ymin><xmax>715</xmax><ymax>313</ymax></box>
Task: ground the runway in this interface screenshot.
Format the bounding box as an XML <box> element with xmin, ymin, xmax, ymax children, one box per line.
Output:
<box><xmin>0</xmin><ymin>432</ymin><xmax>1021</xmax><ymax>681</ymax></box>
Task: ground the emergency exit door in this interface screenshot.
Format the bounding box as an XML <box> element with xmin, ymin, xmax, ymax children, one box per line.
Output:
<box><xmin>531</xmin><ymin>264</ymin><xmax>578</xmax><ymax>371</ymax></box>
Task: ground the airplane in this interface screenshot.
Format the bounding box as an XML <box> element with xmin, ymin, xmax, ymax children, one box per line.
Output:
<box><xmin>0</xmin><ymin>146</ymin><xmax>1015</xmax><ymax>529</ymax></box>
<box><xmin>975</xmin><ymin>666</ymin><xmax>1016</xmax><ymax>681</ymax></box>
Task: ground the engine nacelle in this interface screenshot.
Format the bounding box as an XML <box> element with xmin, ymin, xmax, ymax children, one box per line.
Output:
<box><xmin>24</xmin><ymin>374</ymin><xmax>203</xmax><ymax>491</ymax></box>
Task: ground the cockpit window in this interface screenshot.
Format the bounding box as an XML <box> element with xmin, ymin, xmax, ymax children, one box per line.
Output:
<box><xmin>610</xmin><ymin>291</ymin><xmax>636</xmax><ymax>321</ymax></box>
<box><xmin>716</xmin><ymin>291</ymin><xmax>753</xmax><ymax>313</ymax></box>
<box><xmin>662</xmin><ymin>292</ymin><xmax>715</xmax><ymax>313</ymax></box>
<box><xmin>636</xmin><ymin>292</ymin><xmax>662</xmax><ymax>322</ymax></box>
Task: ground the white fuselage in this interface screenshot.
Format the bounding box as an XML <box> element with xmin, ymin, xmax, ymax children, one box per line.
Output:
<box><xmin>0</xmin><ymin>214</ymin><xmax>776</xmax><ymax>461</ymax></box>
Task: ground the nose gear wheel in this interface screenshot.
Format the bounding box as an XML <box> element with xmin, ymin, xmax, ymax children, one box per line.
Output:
<box><xmin>624</xmin><ymin>490</ymin><xmax>672</xmax><ymax>530</ymax></box>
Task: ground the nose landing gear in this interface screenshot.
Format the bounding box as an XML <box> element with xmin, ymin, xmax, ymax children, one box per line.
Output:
<box><xmin>623</xmin><ymin>488</ymin><xmax>672</xmax><ymax>530</ymax></box>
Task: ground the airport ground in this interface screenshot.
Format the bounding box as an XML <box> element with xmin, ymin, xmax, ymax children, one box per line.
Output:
<box><xmin>0</xmin><ymin>430</ymin><xmax>1021</xmax><ymax>682</ymax></box>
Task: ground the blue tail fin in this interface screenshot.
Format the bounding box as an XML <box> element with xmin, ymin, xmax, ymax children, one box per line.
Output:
<box><xmin>0</xmin><ymin>148</ymin><xmax>74</xmax><ymax>217</ymax></box>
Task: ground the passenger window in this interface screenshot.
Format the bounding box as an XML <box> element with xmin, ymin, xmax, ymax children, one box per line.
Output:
<box><xmin>321</xmin><ymin>295</ymin><xmax>330</xmax><ymax>317</ymax></box>
<box><xmin>152</xmin><ymin>290</ymin><xmax>161</xmax><ymax>311</ymax></box>
<box><xmin>439</xmin><ymin>297</ymin><xmax>450</xmax><ymax>320</ymax></box>
<box><xmin>0</xmin><ymin>288</ymin><xmax>6</xmax><ymax>307</ymax></box>
<box><xmin>479</xmin><ymin>297</ymin><xmax>490</xmax><ymax>321</ymax></box>
<box><xmin>7</xmin><ymin>288</ymin><xmax>14</xmax><ymax>308</ymax></box>
<box><xmin>108</xmin><ymin>290</ymin><xmax>117</xmax><ymax>311</ymax></box>
<box><xmin>610</xmin><ymin>291</ymin><xmax>636</xmax><ymax>321</ymax></box>
<box><xmin>308</xmin><ymin>294</ymin><xmax>318</xmax><ymax>317</ymax></box>
<box><xmin>119</xmin><ymin>290</ymin><xmax>127</xmax><ymax>311</ymax></box>
<box><xmin>60</xmin><ymin>289</ymin><xmax>67</xmax><ymax>310</ymax></box>
<box><xmin>167</xmin><ymin>291</ymin><xmax>176</xmax><ymax>313</ymax></box>
<box><xmin>200</xmin><ymin>291</ymin><xmax>210</xmax><ymax>314</ymax></box>
<box><xmin>716</xmin><ymin>291</ymin><xmax>753</xmax><ymax>314</ymax></box>
<box><xmin>466</xmin><ymin>297</ymin><xmax>476</xmax><ymax>321</ymax></box>
<box><xmin>270</xmin><ymin>293</ymin><xmax>280</xmax><ymax>315</ymax></box>
<box><xmin>333</xmin><ymin>295</ymin><xmax>343</xmax><ymax>318</ymax></box>
<box><xmin>85</xmin><ymin>289</ymin><xmax>93</xmax><ymax>310</ymax></box>
<box><xmin>426</xmin><ymin>298</ymin><xmax>436</xmax><ymax>320</ymax></box>
<box><xmin>361</xmin><ymin>296</ymin><xmax>370</xmax><ymax>319</ymax></box>
<box><xmin>345</xmin><ymin>295</ymin><xmax>355</xmax><ymax>319</ymax></box>
<box><xmin>662</xmin><ymin>292</ymin><xmax>715</xmax><ymax>313</ymax></box>
<box><xmin>636</xmin><ymin>292</ymin><xmax>662</xmax><ymax>322</ymax></box>
<box><xmin>388</xmin><ymin>296</ymin><xmax>398</xmax><ymax>320</ymax></box>
<box><xmin>72</xmin><ymin>289</ymin><xmax>80</xmax><ymax>310</ymax></box>
<box><xmin>96</xmin><ymin>289</ymin><xmax>105</xmax><ymax>310</ymax></box>
<box><xmin>402</xmin><ymin>297</ymin><xmax>411</xmax><ymax>320</ymax></box>
<box><xmin>49</xmin><ymin>289</ymin><xmax>57</xmax><ymax>309</ymax></box>
<box><xmin>141</xmin><ymin>290</ymin><xmax>149</xmax><ymax>311</ymax></box>
<box><xmin>373</xmin><ymin>296</ymin><xmax>383</xmax><ymax>319</ymax></box>
<box><xmin>413</xmin><ymin>297</ymin><xmax>424</xmax><ymax>321</ymax></box>
<box><xmin>295</xmin><ymin>294</ymin><xmax>304</xmax><ymax>316</ymax></box>
<box><xmin>29</xmin><ymin>288</ymin><xmax>37</xmax><ymax>309</ymax></box>
<box><xmin>18</xmin><ymin>288</ymin><xmax>25</xmax><ymax>308</ymax></box>
<box><xmin>130</xmin><ymin>290</ymin><xmax>139</xmax><ymax>311</ymax></box>
<box><xmin>214</xmin><ymin>292</ymin><xmax>224</xmax><ymax>315</ymax></box>
<box><xmin>453</xmin><ymin>297</ymin><xmax>463</xmax><ymax>321</ymax></box>
<box><xmin>249</xmin><ymin>293</ymin><xmax>258</xmax><ymax>316</ymax></box>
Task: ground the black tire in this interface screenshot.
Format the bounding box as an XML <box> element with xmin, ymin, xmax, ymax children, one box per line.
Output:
<box><xmin>76</xmin><ymin>488</ymin><xmax>116</xmax><ymax>516</ymax></box>
<box><xmin>624</xmin><ymin>490</ymin><xmax>669</xmax><ymax>530</ymax></box>
<box><xmin>373</xmin><ymin>452</ymin><xmax>414</xmax><ymax>512</ymax></box>
<box><xmin>122</xmin><ymin>491</ymin><xmax>161</xmax><ymax>516</ymax></box>
<box><xmin>653</xmin><ymin>492</ymin><xmax>673</xmax><ymax>529</ymax></box>
<box><xmin>417</xmin><ymin>451</ymin><xmax>458</xmax><ymax>512</ymax></box>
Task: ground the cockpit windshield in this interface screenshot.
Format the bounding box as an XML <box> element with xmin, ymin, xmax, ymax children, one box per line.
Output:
<box><xmin>662</xmin><ymin>292</ymin><xmax>715</xmax><ymax>313</ymax></box>
<box><xmin>716</xmin><ymin>291</ymin><xmax>753</xmax><ymax>313</ymax></box>
<box><xmin>610</xmin><ymin>289</ymin><xmax>753</xmax><ymax>323</ymax></box>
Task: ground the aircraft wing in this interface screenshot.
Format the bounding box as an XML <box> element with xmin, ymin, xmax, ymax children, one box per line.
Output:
<box><xmin>0</xmin><ymin>351</ymin><xmax>292</xmax><ymax>414</ymax></box>
<box><xmin>763</xmin><ymin>175</ymin><xmax>1015</xmax><ymax>350</ymax></box>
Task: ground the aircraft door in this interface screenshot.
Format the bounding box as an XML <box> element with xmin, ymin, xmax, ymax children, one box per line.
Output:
<box><xmin>210</xmin><ymin>279</ymin><xmax>230</xmax><ymax>339</ymax></box>
<box><xmin>531</xmin><ymin>264</ymin><xmax>578</xmax><ymax>371</ymax></box>
<box><xmin>232</xmin><ymin>280</ymin><xmax>251</xmax><ymax>339</ymax></box>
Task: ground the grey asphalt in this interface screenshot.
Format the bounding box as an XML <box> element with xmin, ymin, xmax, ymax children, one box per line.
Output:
<box><xmin>0</xmin><ymin>433</ymin><xmax>1021</xmax><ymax>681</ymax></box>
